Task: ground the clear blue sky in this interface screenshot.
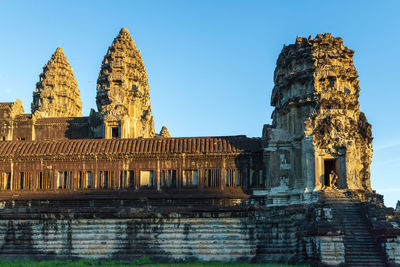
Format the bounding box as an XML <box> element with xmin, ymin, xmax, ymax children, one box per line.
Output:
<box><xmin>0</xmin><ymin>1</ymin><xmax>399</xmax><ymax>207</ymax></box>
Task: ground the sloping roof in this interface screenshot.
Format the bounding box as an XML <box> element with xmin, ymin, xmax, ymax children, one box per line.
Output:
<box><xmin>0</xmin><ymin>103</ymin><xmax>13</xmax><ymax>109</ymax></box>
<box><xmin>0</xmin><ymin>136</ymin><xmax>261</xmax><ymax>157</ymax></box>
<box><xmin>14</xmin><ymin>114</ymin><xmax>32</xmax><ymax>121</ymax></box>
<box><xmin>36</xmin><ymin>117</ymin><xmax>89</xmax><ymax>124</ymax></box>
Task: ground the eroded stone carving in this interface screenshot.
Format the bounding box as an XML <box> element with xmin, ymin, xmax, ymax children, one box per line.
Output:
<box><xmin>265</xmin><ymin>33</ymin><xmax>373</xmax><ymax>202</ymax></box>
<box><xmin>159</xmin><ymin>126</ymin><xmax>171</xmax><ymax>138</ymax></box>
<box><xmin>96</xmin><ymin>28</ymin><xmax>155</xmax><ymax>138</ymax></box>
<box><xmin>32</xmin><ymin>47</ymin><xmax>82</xmax><ymax>118</ymax></box>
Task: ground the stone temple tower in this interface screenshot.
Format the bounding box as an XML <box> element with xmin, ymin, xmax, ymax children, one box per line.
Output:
<box><xmin>263</xmin><ymin>33</ymin><xmax>373</xmax><ymax>204</ymax></box>
<box><xmin>96</xmin><ymin>28</ymin><xmax>155</xmax><ymax>139</ymax></box>
<box><xmin>32</xmin><ymin>47</ymin><xmax>82</xmax><ymax>117</ymax></box>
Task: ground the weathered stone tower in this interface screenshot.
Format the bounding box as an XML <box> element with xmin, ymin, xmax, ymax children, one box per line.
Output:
<box><xmin>32</xmin><ymin>47</ymin><xmax>82</xmax><ymax>118</ymax></box>
<box><xmin>96</xmin><ymin>28</ymin><xmax>155</xmax><ymax>139</ymax></box>
<box><xmin>263</xmin><ymin>33</ymin><xmax>373</xmax><ymax>204</ymax></box>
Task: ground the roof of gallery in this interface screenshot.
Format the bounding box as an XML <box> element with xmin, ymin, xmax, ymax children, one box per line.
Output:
<box><xmin>0</xmin><ymin>136</ymin><xmax>261</xmax><ymax>157</ymax></box>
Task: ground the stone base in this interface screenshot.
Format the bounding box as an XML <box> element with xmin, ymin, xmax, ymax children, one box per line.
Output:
<box><xmin>0</xmin><ymin>193</ymin><xmax>396</xmax><ymax>266</ymax></box>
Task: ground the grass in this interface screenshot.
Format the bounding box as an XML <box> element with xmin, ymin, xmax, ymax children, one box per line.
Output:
<box><xmin>0</xmin><ymin>257</ymin><xmax>310</xmax><ymax>267</ymax></box>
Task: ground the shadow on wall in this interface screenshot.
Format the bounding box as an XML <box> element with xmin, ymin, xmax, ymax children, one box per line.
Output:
<box><xmin>64</xmin><ymin>117</ymin><xmax>90</xmax><ymax>139</ymax></box>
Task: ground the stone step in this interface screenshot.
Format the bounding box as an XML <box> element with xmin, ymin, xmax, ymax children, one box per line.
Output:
<box><xmin>343</xmin><ymin>228</ymin><xmax>371</xmax><ymax>232</ymax></box>
<box><xmin>346</xmin><ymin>258</ymin><xmax>385</xmax><ymax>263</ymax></box>
<box><xmin>329</xmin><ymin>202</ymin><xmax>386</xmax><ymax>267</ymax></box>
<box><xmin>345</xmin><ymin>243</ymin><xmax>380</xmax><ymax>248</ymax></box>
<box><xmin>345</xmin><ymin>248</ymin><xmax>383</xmax><ymax>253</ymax></box>
<box><xmin>344</xmin><ymin>238</ymin><xmax>378</xmax><ymax>242</ymax></box>
<box><xmin>345</xmin><ymin>255</ymin><xmax>385</xmax><ymax>263</ymax></box>
<box><xmin>347</xmin><ymin>263</ymin><xmax>385</xmax><ymax>267</ymax></box>
<box><xmin>342</xmin><ymin>226</ymin><xmax>370</xmax><ymax>229</ymax></box>
<box><xmin>345</xmin><ymin>240</ymin><xmax>379</xmax><ymax>244</ymax></box>
<box><xmin>344</xmin><ymin>230</ymin><xmax>374</xmax><ymax>233</ymax></box>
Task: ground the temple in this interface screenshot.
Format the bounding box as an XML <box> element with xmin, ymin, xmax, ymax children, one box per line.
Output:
<box><xmin>0</xmin><ymin>30</ymin><xmax>399</xmax><ymax>266</ymax></box>
<box><xmin>263</xmin><ymin>33</ymin><xmax>373</xmax><ymax>204</ymax></box>
<box><xmin>0</xmin><ymin>28</ymin><xmax>156</xmax><ymax>142</ymax></box>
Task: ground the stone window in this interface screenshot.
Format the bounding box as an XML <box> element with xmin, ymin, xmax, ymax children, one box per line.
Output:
<box><xmin>1</xmin><ymin>172</ymin><xmax>11</xmax><ymax>190</ymax></box>
<box><xmin>78</xmin><ymin>171</ymin><xmax>92</xmax><ymax>189</ymax></box>
<box><xmin>78</xmin><ymin>171</ymin><xmax>93</xmax><ymax>189</ymax></box>
<box><xmin>183</xmin><ymin>170</ymin><xmax>198</xmax><ymax>187</ymax></box>
<box><xmin>20</xmin><ymin>172</ymin><xmax>24</xmax><ymax>189</ymax></box>
<box><xmin>37</xmin><ymin>172</ymin><xmax>43</xmax><ymax>190</ymax></box>
<box><xmin>205</xmin><ymin>169</ymin><xmax>221</xmax><ymax>187</ymax></box>
<box><xmin>161</xmin><ymin>170</ymin><xmax>166</xmax><ymax>187</ymax></box>
<box><xmin>140</xmin><ymin>170</ymin><xmax>154</xmax><ymax>187</ymax></box>
<box><xmin>58</xmin><ymin>171</ymin><xmax>71</xmax><ymax>189</ymax></box>
<box><xmin>40</xmin><ymin>171</ymin><xmax>52</xmax><ymax>190</ymax></box>
<box><xmin>78</xmin><ymin>171</ymin><xmax>83</xmax><ymax>189</ymax></box>
<box><xmin>225</xmin><ymin>169</ymin><xmax>237</xmax><ymax>187</ymax></box>
<box><xmin>120</xmin><ymin>171</ymin><xmax>128</xmax><ymax>189</ymax></box>
<box><xmin>20</xmin><ymin>172</ymin><xmax>32</xmax><ymax>190</ymax></box>
<box><xmin>161</xmin><ymin>170</ymin><xmax>177</xmax><ymax>188</ymax></box>
<box><xmin>47</xmin><ymin>172</ymin><xmax>52</xmax><ymax>189</ymax></box>
<box><xmin>129</xmin><ymin>170</ymin><xmax>135</xmax><ymax>188</ymax></box>
<box><xmin>6</xmin><ymin>172</ymin><xmax>11</xmax><ymax>190</ymax></box>
<box><xmin>57</xmin><ymin>171</ymin><xmax>68</xmax><ymax>189</ymax></box>
<box><xmin>99</xmin><ymin>171</ymin><xmax>109</xmax><ymax>189</ymax></box>
<box><xmin>236</xmin><ymin>171</ymin><xmax>241</xmax><ymax>187</ymax></box>
<box><xmin>87</xmin><ymin>171</ymin><xmax>92</xmax><ymax>189</ymax></box>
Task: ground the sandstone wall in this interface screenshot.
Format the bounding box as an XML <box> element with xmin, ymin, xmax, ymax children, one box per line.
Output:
<box><xmin>0</xmin><ymin>217</ymin><xmax>256</xmax><ymax>261</ymax></box>
<box><xmin>0</xmin><ymin>199</ymin><xmax>256</xmax><ymax>261</ymax></box>
<box><xmin>0</xmin><ymin>198</ymin><xmax>346</xmax><ymax>264</ymax></box>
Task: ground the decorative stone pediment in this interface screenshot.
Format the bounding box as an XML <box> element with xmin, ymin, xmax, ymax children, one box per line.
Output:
<box><xmin>103</xmin><ymin>104</ymin><xmax>129</xmax><ymax>122</ymax></box>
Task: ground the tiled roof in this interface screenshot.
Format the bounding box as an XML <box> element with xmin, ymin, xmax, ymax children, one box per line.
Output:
<box><xmin>14</xmin><ymin>114</ymin><xmax>32</xmax><ymax>120</ymax></box>
<box><xmin>36</xmin><ymin>117</ymin><xmax>89</xmax><ymax>124</ymax></box>
<box><xmin>0</xmin><ymin>103</ymin><xmax>13</xmax><ymax>109</ymax></box>
<box><xmin>0</xmin><ymin>136</ymin><xmax>261</xmax><ymax>157</ymax></box>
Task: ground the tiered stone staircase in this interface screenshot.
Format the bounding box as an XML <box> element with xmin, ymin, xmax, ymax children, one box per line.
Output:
<box><xmin>323</xmin><ymin>191</ymin><xmax>387</xmax><ymax>266</ymax></box>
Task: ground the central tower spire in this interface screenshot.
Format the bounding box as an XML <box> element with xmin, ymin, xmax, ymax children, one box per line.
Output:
<box><xmin>96</xmin><ymin>28</ymin><xmax>154</xmax><ymax>138</ymax></box>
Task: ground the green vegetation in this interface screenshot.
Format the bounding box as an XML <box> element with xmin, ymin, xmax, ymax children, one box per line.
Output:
<box><xmin>0</xmin><ymin>257</ymin><xmax>310</xmax><ymax>267</ymax></box>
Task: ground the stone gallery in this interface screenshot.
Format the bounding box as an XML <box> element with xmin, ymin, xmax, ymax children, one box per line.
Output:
<box><xmin>0</xmin><ymin>29</ymin><xmax>399</xmax><ymax>266</ymax></box>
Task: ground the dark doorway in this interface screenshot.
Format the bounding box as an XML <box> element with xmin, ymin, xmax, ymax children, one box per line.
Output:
<box><xmin>111</xmin><ymin>126</ymin><xmax>120</xmax><ymax>139</ymax></box>
<box><xmin>324</xmin><ymin>159</ymin><xmax>337</xmax><ymax>187</ymax></box>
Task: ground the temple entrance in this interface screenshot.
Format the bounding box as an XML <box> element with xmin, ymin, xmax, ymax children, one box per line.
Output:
<box><xmin>111</xmin><ymin>126</ymin><xmax>120</xmax><ymax>139</ymax></box>
<box><xmin>324</xmin><ymin>159</ymin><xmax>337</xmax><ymax>187</ymax></box>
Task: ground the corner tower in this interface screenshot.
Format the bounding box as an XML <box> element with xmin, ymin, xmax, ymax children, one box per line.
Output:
<box><xmin>263</xmin><ymin>33</ymin><xmax>373</xmax><ymax>204</ymax></box>
<box><xmin>32</xmin><ymin>47</ymin><xmax>82</xmax><ymax>117</ymax></box>
<box><xmin>96</xmin><ymin>28</ymin><xmax>155</xmax><ymax>139</ymax></box>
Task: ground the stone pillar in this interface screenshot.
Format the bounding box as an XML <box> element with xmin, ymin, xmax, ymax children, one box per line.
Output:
<box><xmin>156</xmin><ymin>158</ymin><xmax>161</xmax><ymax>191</ymax></box>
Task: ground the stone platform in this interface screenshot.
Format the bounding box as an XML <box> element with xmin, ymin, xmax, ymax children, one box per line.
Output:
<box><xmin>0</xmin><ymin>191</ymin><xmax>397</xmax><ymax>266</ymax></box>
